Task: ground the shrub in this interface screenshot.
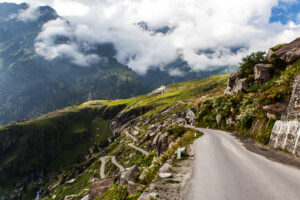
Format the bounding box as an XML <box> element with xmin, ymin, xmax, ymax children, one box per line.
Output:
<box><xmin>238</xmin><ymin>51</ymin><xmax>266</xmax><ymax>78</ymax></box>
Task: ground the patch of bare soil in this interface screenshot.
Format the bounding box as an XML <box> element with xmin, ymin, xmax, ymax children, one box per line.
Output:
<box><xmin>233</xmin><ymin>132</ymin><xmax>300</xmax><ymax>170</ymax></box>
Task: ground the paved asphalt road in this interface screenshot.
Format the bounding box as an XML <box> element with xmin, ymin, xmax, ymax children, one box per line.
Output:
<box><xmin>188</xmin><ymin>127</ymin><xmax>300</xmax><ymax>200</ymax></box>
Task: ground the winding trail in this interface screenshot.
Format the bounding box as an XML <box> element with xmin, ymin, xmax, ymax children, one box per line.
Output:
<box><xmin>187</xmin><ymin>126</ymin><xmax>300</xmax><ymax>200</ymax></box>
<box><xmin>128</xmin><ymin>143</ymin><xmax>149</xmax><ymax>155</ymax></box>
<box><xmin>99</xmin><ymin>156</ymin><xmax>125</xmax><ymax>179</ymax></box>
<box><xmin>124</xmin><ymin>130</ymin><xmax>137</xmax><ymax>142</ymax></box>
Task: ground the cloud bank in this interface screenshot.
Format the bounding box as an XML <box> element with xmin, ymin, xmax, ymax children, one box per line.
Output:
<box><xmin>2</xmin><ymin>0</ymin><xmax>300</xmax><ymax>74</ymax></box>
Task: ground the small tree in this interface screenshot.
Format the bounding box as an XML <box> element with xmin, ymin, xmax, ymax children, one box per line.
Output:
<box><xmin>239</xmin><ymin>51</ymin><xmax>266</xmax><ymax>78</ymax></box>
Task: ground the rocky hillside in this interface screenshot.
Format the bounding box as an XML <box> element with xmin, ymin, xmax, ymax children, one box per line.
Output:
<box><xmin>0</xmin><ymin>74</ymin><xmax>227</xmax><ymax>199</ymax></box>
<box><xmin>196</xmin><ymin>37</ymin><xmax>300</xmax><ymax>147</ymax></box>
<box><xmin>1</xmin><ymin>35</ymin><xmax>300</xmax><ymax>200</ymax></box>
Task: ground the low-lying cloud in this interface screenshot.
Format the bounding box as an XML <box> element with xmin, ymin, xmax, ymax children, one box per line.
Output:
<box><xmin>3</xmin><ymin>0</ymin><xmax>300</xmax><ymax>74</ymax></box>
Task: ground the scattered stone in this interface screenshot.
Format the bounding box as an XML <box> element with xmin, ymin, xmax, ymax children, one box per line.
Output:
<box><xmin>159</xmin><ymin>173</ymin><xmax>173</xmax><ymax>178</ymax></box>
<box><xmin>65</xmin><ymin>178</ymin><xmax>76</xmax><ymax>184</ymax></box>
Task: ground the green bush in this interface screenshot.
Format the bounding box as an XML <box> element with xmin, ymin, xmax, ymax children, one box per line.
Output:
<box><xmin>239</xmin><ymin>51</ymin><xmax>266</xmax><ymax>78</ymax></box>
<box><xmin>167</xmin><ymin>125</ymin><xmax>186</xmax><ymax>139</ymax></box>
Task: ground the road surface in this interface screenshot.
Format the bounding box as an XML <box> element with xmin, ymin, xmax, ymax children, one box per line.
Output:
<box><xmin>99</xmin><ymin>156</ymin><xmax>125</xmax><ymax>179</ymax></box>
<box><xmin>128</xmin><ymin>143</ymin><xmax>149</xmax><ymax>155</ymax></box>
<box><xmin>188</xmin><ymin>127</ymin><xmax>300</xmax><ymax>200</ymax></box>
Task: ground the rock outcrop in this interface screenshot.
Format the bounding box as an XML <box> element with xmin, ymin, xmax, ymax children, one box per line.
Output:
<box><xmin>275</xmin><ymin>38</ymin><xmax>300</xmax><ymax>63</ymax></box>
<box><xmin>263</xmin><ymin>103</ymin><xmax>287</xmax><ymax>120</ymax></box>
<box><xmin>89</xmin><ymin>178</ymin><xmax>116</xmax><ymax>200</ymax></box>
<box><xmin>224</xmin><ymin>72</ymin><xmax>250</xmax><ymax>95</ymax></box>
<box><xmin>254</xmin><ymin>64</ymin><xmax>272</xmax><ymax>84</ymax></box>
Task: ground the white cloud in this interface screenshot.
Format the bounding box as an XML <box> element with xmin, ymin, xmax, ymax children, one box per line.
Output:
<box><xmin>2</xmin><ymin>0</ymin><xmax>300</xmax><ymax>73</ymax></box>
<box><xmin>35</xmin><ymin>18</ymin><xmax>100</xmax><ymax>66</ymax></box>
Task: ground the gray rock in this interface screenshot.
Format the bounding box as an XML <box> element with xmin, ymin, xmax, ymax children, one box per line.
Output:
<box><xmin>186</xmin><ymin>108</ymin><xmax>195</xmax><ymax>125</ymax></box>
<box><xmin>275</xmin><ymin>38</ymin><xmax>300</xmax><ymax>63</ymax></box>
<box><xmin>159</xmin><ymin>173</ymin><xmax>173</xmax><ymax>178</ymax></box>
<box><xmin>89</xmin><ymin>178</ymin><xmax>116</xmax><ymax>200</ymax></box>
<box><xmin>224</xmin><ymin>73</ymin><xmax>250</xmax><ymax>95</ymax></box>
<box><xmin>157</xmin><ymin>133</ymin><xmax>169</xmax><ymax>156</ymax></box>
<box><xmin>120</xmin><ymin>165</ymin><xmax>139</xmax><ymax>185</ymax></box>
<box><xmin>254</xmin><ymin>64</ymin><xmax>272</xmax><ymax>84</ymax></box>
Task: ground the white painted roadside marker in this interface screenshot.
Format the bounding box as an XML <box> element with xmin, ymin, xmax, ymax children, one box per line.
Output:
<box><xmin>177</xmin><ymin>147</ymin><xmax>185</xmax><ymax>159</ymax></box>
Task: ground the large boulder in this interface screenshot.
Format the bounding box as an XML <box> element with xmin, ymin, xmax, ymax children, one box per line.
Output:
<box><xmin>120</xmin><ymin>165</ymin><xmax>139</xmax><ymax>185</ymax></box>
<box><xmin>254</xmin><ymin>64</ymin><xmax>272</xmax><ymax>84</ymax></box>
<box><xmin>89</xmin><ymin>178</ymin><xmax>116</xmax><ymax>200</ymax></box>
<box><xmin>185</xmin><ymin>108</ymin><xmax>195</xmax><ymax>125</ymax></box>
<box><xmin>224</xmin><ymin>73</ymin><xmax>250</xmax><ymax>95</ymax></box>
<box><xmin>157</xmin><ymin>133</ymin><xmax>169</xmax><ymax>156</ymax></box>
<box><xmin>275</xmin><ymin>37</ymin><xmax>300</xmax><ymax>63</ymax></box>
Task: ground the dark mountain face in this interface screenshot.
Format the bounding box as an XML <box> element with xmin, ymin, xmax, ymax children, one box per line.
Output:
<box><xmin>0</xmin><ymin>3</ymin><xmax>230</xmax><ymax>125</ymax></box>
<box><xmin>0</xmin><ymin>3</ymin><xmax>144</xmax><ymax>125</ymax></box>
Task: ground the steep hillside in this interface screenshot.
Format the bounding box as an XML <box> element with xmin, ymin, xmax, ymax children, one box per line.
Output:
<box><xmin>196</xmin><ymin>38</ymin><xmax>300</xmax><ymax>146</ymax></box>
<box><xmin>0</xmin><ymin>74</ymin><xmax>228</xmax><ymax>199</ymax></box>
<box><xmin>0</xmin><ymin>2</ymin><xmax>234</xmax><ymax>126</ymax></box>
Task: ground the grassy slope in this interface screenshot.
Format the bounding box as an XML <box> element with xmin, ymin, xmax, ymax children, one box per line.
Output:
<box><xmin>0</xmin><ymin>74</ymin><xmax>228</xmax><ymax>199</ymax></box>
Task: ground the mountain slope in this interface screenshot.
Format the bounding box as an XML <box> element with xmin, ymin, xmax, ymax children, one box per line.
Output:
<box><xmin>0</xmin><ymin>3</ymin><xmax>144</xmax><ymax>125</ymax></box>
<box><xmin>0</xmin><ymin>2</ymin><xmax>235</xmax><ymax>126</ymax></box>
<box><xmin>0</xmin><ymin>74</ymin><xmax>228</xmax><ymax>199</ymax></box>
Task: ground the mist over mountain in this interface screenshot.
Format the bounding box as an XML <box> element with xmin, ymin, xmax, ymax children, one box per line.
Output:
<box><xmin>0</xmin><ymin>2</ymin><xmax>230</xmax><ymax>125</ymax></box>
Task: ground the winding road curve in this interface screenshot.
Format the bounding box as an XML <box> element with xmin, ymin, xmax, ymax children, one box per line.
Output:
<box><xmin>99</xmin><ymin>156</ymin><xmax>125</xmax><ymax>179</ymax></box>
<box><xmin>128</xmin><ymin>143</ymin><xmax>149</xmax><ymax>155</ymax></box>
<box><xmin>188</xmin><ymin>127</ymin><xmax>300</xmax><ymax>200</ymax></box>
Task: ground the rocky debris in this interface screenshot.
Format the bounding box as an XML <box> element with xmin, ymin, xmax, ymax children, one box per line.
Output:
<box><xmin>148</xmin><ymin>124</ymin><xmax>157</xmax><ymax>132</ymax></box>
<box><xmin>159</xmin><ymin>173</ymin><xmax>173</xmax><ymax>178</ymax></box>
<box><xmin>152</xmin><ymin>132</ymin><xmax>162</xmax><ymax>150</ymax></box>
<box><xmin>275</xmin><ymin>37</ymin><xmax>300</xmax><ymax>63</ymax></box>
<box><xmin>120</xmin><ymin>165</ymin><xmax>139</xmax><ymax>185</ymax></box>
<box><xmin>157</xmin><ymin>133</ymin><xmax>170</xmax><ymax>156</ymax></box>
<box><xmin>186</xmin><ymin>108</ymin><xmax>195</xmax><ymax>125</ymax></box>
<box><xmin>254</xmin><ymin>64</ymin><xmax>272</xmax><ymax>84</ymax></box>
<box><xmin>224</xmin><ymin>72</ymin><xmax>250</xmax><ymax>95</ymax></box>
<box><xmin>139</xmin><ymin>157</ymin><xmax>193</xmax><ymax>200</ymax></box>
<box><xmin>89</xmin><ymin>178</ymin><xmax>116</xmax><ymax>200</ymax></box>
<box><xmin>263</xmin><ymin>103</ymin><xmax>287</xmax><ymax>119</ymax></box>
<box><xmin>65</xmin><ymin>178</ymin><xmax>76</xmax><ymax>184</ymax></box>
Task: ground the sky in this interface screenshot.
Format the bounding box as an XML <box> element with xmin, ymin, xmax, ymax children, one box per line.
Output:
<box><xmin>1</xmin><ymin>0</ymin><xmax>300</xmax><ymax>74</ymax></box>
